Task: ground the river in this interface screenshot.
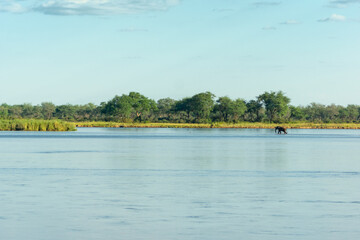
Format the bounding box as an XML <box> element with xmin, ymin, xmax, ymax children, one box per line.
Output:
<box><xmin>0</xmin><ymin>128</ymin><xmax>359</xmax><ymax>239</ymax></box>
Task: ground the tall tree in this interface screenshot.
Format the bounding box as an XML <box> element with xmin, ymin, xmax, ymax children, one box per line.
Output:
<box><xmin>232</xmin><ymin>99</ymin><xmax>247</xmax><ymax>121</ymax></box>
<box><xmin>55</xmin><ymin>104</ymin><xmax>77</xmax><ymax>121</ymax></box>
<box><xmin>41</xmin><ymin>102</ymin><xmax>56</xmax><ymax>120</ymax></box>
<box><xmin>213</xmin><ymin>96</ymin><xmax>233</xmax><ymax>122</ymax></box>
<box><xmin>289</xmin><ymin>105</ymin><xmax>305</xmax><ymax>121</ymax></box>
<box><xmin>257</xmin><ymin>91</ymin><xmax>290</xmax><ymax>122</ymax></box>
<box><xmin>8</xmin><ymin>105</ymin><xmax>23</xmax><ymax>119</ymax></box>
<box><xmin>102</xmin><ymin>95</ymin><xmax>133</xmax><ymax>121</ymax></box>
<box><xmin>103</xmin><ymin>92</ymin><xmax>157</xmax><ymax>122</ymax></box>
<box><xmin>174</xmin><ymin>97</ymin><xmax>193</xmax><ymax>121</ymax></box>
<box><xmin>157</xmin><ymin>98</ymin><xmax>176</xmax><ymax>120</ymax></box>
<box><xmin>213</xmin><ymin>96</ymin><xmax>247</xmax><ymax>122</ymax></box>
<box><xmin>0</xmin><ymin>104</ymin><xmax>9</xmax><ymax>119</ymax></box>
<box><xmin>245</xmin><ymin>100</ymin><xmax>264</xmax><ymax>122</ymax></box>
<box><xmin>21</xmin><ymin>104</ymin><xmax>42</xmax><ymax>119</ymax></box>
<box><xmin>344</xmin><ymin>105</ymin><xmax>360</xmax><ymax>122</ymax></box>
<box><xmin>128</xmin><ymin>92</ymin><xmax>157</xmax><ymax>121</ymax></box>
<box><xmin>188</xmin><ymin>92</ymin><xmax>215</xmax><ymax>122</ymax></box>
<box><xmin>304</xmin><ymin>103</ymin><xmax>326</xmax><ymax>122</ymax></box>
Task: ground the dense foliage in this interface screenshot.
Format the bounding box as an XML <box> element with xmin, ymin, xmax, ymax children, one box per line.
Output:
<box><xmin>0</xmin><ymin>119</ymin><xmax>76</xmax><ymax>131</ymax></box>
<box><xmin>1</xmin><ymin>91</ymin><xmax>360</xmax><ymax>123</ymax></box>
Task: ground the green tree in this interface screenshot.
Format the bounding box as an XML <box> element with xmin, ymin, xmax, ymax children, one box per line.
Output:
<box><xmin>41</xmin><ymin>102</ymin><xmax>56</xmax><ymax>120</ymax></box>
<box><xmin>232</xmin><ymin>99</ymin><xmax>247</xmax><ymax>121</ymax></box>
<box><xmin>8</xmin><ymin>105</ymin><xmax>23</xmax><ymax>119</ymax></box>
<box><xmin>325</xmin><ymin>104</ymin><xmax>341</xmax><ymax>122</ymax></box>
<box><xmin>55</xmin><ymin>104</ymin><xmax>77</xmax><ymax>121</ymax></box>
<box><xmin>289</xmin><ymin>105</ymin><xmax>305</xmax><ymax>121</ymax></box>
<box><xmin>157</xmin><ymin>98</ymin><xmax>176</xmax><ymax>120</ymax></box>
<box><xmin>75</xmin><ymin>103</ymin><xmax>99</xmax><ymax>121</ymax></box>
<box><xmin>257</xmin><ymin>91</ymin><xmax>290</xmax><ymax>122</ymax></box>
<box><xmin>0</xmin><ymin>104</ymin><xmax>9</xmax><ymax>119</ymax></box>
<box><xmin>245</xmin><ymin>100</ymin><xmax>264</xmax><ymax>122</ymax></box>
<box><xmin>213</xmin><ymin>96</ymin><xmax>233</xmax><ymax>122</ymax></box>
<box><xmin>213</xmin><ymin>96</ymin><xmax>247</xmax><ymax>122</ymax></box>
<box><xmin>128</xmin><ymin>92</ymin><xmax>157</xmax><ymax>121</ymax></box>
<box><xmin>174</xmin><ymin>97</ymin><xmax>193</xmax><ymax>121</ymax></box>
<box><xmin>21</xmin><ymin>103</ymin><xmax>42</xmax><ymax>119</ymax></box>
<box><xmin>188</xmin><ymin>92</ymin><xmax>215</xmax><ymax>122</ymax></box>
<box><xmin>103</xmin><ymin>92</ymin><xmax>157</xmax><ymax>122</ymax></box>
<box><xmin>345</xmin><ymin>105</ymin><xmax>360</xmax><ymax>122</ymax></box>
<box><xmin>102</xmin><ymin>95</ymin><xmax>133</xmax><ymax>121</ymax></box>
<box><xmin>304</xmin><ymin>103</ymin><xmax>326</xmax><ymax>122</ymax></box>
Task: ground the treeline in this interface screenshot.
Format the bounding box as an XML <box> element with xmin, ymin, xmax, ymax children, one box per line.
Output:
<box><xmin>1</xmin><ymin>91</ymin><xmax>360</xmax><ymax>123</ymax></box>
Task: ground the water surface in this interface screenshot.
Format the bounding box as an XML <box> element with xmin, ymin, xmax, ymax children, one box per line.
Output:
<box><xmin>0</xmin><ymin>128</ymin><xmax>359</xmax><ymax>240</ymax></box>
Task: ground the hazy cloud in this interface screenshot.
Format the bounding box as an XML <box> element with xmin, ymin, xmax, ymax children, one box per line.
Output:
<box><xmin>253</xmin><ymin>1</ymin><xmax>281</xmax><ymax>7</ymax></box>
<box><xmin>35</xmin><ymin>0</ymin><xmax>180</xmax><ymax>15</ymax></box>
<box><xmin>0</xmin><ymin>0</ymin><xmax>26</xmax><ymax>13</ymax></box>
<box><xmin>329</xmin><ymin>0</ymin><xmax>360</xmax><ymax>4</ymax></box>
<box><xmin>1</xmin><ymin>0</ymin><xmax>181</xmax><ymax>15</ymax></box>
<box><xmin>280</xmin><ymin>20</ymin><xmax>301</xmax><ymax>25</ymax></box>
<box><xmin>318</xmin><ymin>14</ymin><xmax>346</xmax><ymax>22</ymax></box>
<box><xmin>328</xmin><ymin>0</ymin><xmax>360</xmax><ymax>8</ymax></box>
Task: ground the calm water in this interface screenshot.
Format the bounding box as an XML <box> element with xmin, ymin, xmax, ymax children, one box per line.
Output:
<box><xmin>0</xmin><ymin>128</ymin><xmax>359</xmax><ymax>240</ymax></box>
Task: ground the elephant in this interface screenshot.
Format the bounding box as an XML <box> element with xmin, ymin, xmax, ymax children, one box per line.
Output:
<box><xmin>275</xmin><ymin>126</ymin><xmax>287</xmax><ymax>134</ymax></box>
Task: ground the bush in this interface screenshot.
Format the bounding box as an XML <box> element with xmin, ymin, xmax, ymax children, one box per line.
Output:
<box><xmin>0</xmin><ymin>119</ymin><xmax>76</xmax><ymax>131</ymax></box>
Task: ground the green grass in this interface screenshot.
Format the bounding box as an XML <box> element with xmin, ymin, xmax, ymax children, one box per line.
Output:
<box><xmin>75</xmin><ymin>122</ymin><xmax>211</xmax><ymax>128</ymax></box>
<box><xmin>74</xmin><ymin>121</ymin><xmax>360</xmax><ymax>129</ymax></box>
<box><xmin>3</xmin><ymin>120</ymin><xmax>358</xmax><ymax>131</ymax></box>
<box><xmin>0</xmin><ymin>119</ymin><xmax>76</xmax><ymax>131</ymax></box>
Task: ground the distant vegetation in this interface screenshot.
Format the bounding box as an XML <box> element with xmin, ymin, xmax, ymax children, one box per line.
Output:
<box><xmin>0</xmin><ymin>119</ymin><xmax>76</xmax><ymax>131</ymax></box>
<box><xmin>75</xmin><ymin>122</ymin><xmax>360</xmax><ymax>129</ymax></box>
<box><xmin>1</xmin><ymin>91</ymin><xmax>360</xmax><ymax>125</ymax></box>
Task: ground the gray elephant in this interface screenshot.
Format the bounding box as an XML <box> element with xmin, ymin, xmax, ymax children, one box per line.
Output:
<box><xmin>275</xmin><ymin>126</ymin><xmax>287</xmax><ymax>134</ymax></box>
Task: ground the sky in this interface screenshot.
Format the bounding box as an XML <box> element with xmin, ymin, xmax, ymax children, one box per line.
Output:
<box><xmin>1</xmin><ymin>0</ymin><xmax>360</xmax><ymax>106</ymax></box>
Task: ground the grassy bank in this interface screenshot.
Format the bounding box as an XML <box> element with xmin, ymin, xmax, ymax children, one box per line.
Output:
<box><xmin>74</xmin><ymin>121</ymin><xmax>360</xmax><ymax>129</ymax></box>
<box><xmin>2</xmin><ymin>120</ymin><xmax>358</xmax><ymax>131</ymax></box>
<box><xmin>0</xmin><ymin>119</ymin><xmax>76</xmax><ymax>131</ymax></box>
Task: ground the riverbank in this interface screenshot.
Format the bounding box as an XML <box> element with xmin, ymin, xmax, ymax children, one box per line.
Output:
<box><xmin>0</xmin><ymin>119</ymin><xmax>76</xmax><ymax>131</ymax></box>
<box><xmin>74</xmin><ymin>122</ymin><xmax>360</xmax><ymax>129</ymax></box>
<box><xmin>2</xmin><ymin>120</ymin><xmax>358</xmax><ymax>131</ymax></box>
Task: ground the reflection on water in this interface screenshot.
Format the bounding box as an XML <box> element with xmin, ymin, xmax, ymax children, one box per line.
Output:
<box><xmin>0</xmin><ymin>128</ymin><xmax>359</xmax><ymax>240</ymax></box>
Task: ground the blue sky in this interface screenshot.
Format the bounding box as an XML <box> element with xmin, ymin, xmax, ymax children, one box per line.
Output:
<box><xmin>0</xmin><ymin>0</ymin><xmax>360</xmax><ymax>106</ymax></box>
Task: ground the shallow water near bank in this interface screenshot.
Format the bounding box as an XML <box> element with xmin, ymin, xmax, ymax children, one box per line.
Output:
<box><xmin>0</xmin><ymin>128</ymin><xmax>359</xmax><ymax>240</ymax></box>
